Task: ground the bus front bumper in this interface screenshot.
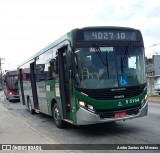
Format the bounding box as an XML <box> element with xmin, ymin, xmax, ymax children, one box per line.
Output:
<box><xmin>76</xmin><ymin>100</ymin><xmax>148</xmax><ymax>125</ymax></box>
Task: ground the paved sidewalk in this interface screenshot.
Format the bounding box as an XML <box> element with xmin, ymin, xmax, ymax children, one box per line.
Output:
<box><xmin>147</xmin><ymin>96</ymin><xmax>160</xmax><ymax>103</ymax></box>
<box><xmin>0</xmin><ymin>91</ymin><xmax>69</xmax><ymax>153</ymax></box>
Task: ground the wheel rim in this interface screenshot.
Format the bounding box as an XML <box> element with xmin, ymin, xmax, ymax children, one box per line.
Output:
<box><xmin>54</xmin><ymin>107</ymin><xmax>60</xmax><ymax>124</ymax></box>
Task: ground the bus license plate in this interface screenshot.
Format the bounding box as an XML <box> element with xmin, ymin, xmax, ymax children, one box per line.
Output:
<box><xmin>114</xmin><ymin>112</ymin><xmax>126</xmax><ymax>118</ymax></box>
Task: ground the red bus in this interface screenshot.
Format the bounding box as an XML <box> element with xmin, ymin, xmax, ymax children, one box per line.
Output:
<box><xmin>3</xmin><ymin>70</ymin><xmax>20</xmax><ymax>101</ymax></box>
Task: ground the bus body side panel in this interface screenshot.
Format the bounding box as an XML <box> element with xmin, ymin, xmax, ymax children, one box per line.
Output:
<box><xmin>45</xmin><ymin>80</ymin><xmax>55</xmax><ymax>116</ymax></box>
<box><xmin>46</xmin><ymin>80</ymin><xmax>61</xmax><ymax>116</ymax></box>
<box><xmin>36</xmin><ymin>80</ymin><xmax>49</xmax><ymax>114</ymax></box>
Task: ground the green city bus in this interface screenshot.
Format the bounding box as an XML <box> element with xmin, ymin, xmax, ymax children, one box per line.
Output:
<box><xmin>18</xmin><ymin>26</ymin><xmax>148</xmax><ymax>128</ymax></box>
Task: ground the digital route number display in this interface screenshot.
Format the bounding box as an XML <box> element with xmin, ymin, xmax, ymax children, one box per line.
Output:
<box><xmin>83</xmin><ymin>31</ymin><xmax>137</xmax><ymax>41</ymax></box>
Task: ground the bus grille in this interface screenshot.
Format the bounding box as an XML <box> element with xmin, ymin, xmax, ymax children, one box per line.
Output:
<box><xmin>89</xmin><ymin>89</ymin><xmax>141</xmax><ymax>100</ymax></box>
<box><xmin>97</xmin><ymin>106</ymin><xmax>140</xmax><ymax>119</ymax></box>
<box><xmin>77</xmin><ymin>84</ymin><xmax>146</xmax><ymax>100</ymax></box>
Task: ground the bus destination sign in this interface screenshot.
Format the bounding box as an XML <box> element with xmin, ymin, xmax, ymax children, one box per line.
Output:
<box><xmin>83</xmin><ymin>31</ymin><xmax>136</xmax><ymax>41</ymax></box>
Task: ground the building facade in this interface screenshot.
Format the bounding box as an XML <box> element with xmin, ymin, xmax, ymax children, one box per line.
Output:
<box><xmin>146</xmin><ymin>55</ymin><xmax>160</xmax><ymax>95</ymax></box>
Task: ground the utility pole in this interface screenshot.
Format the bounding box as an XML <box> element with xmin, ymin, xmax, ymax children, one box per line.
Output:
<box><xmin>0</xmin><ymin>57</ymin><xmax>5</xmax><ymax>89</ymax></box>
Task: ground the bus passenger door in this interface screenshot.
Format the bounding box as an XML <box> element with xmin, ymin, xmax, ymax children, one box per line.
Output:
<box><xmin>18</xmin><ymin>68</ymin><xmax>25</xmax><ymax>105</ymax></box>
<box><xmin>58</xmin><ymin>46</ymin><xmax>71</xmax><ymax>119</ymax></box>
<box><xmin>30</xmin><ymin>62</ymin><xmax>39</xmax><ymax>109</ymax></box>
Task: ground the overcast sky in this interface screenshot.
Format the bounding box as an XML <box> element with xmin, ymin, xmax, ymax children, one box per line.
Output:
<box><xmin>0</xmin><ymin>0</ymin><xmax>160</xmax><ymax>71</ymax></box>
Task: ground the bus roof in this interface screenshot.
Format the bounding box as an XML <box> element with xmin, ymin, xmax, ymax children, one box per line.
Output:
<box><xmin>17</xmin><ymin>26</ymin><xmax>140</xmax><ymax>67</ymax></box>
<box><xmin>18</xmin><ymin>32</ymin><xmax>70</xmax><ymax>67</ymax></box>
<box><xmin>78</xmin><ymin>26</ymin><xmax>137</xmax><ymax>30</ymax></box>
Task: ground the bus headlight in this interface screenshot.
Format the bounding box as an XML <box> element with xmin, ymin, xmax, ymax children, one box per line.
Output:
<box><xmin>78</xmin><ymin>101</ymin><xmax>86</xmax><ymax>107</ymax></box>
<box><xmin>9</xmin><ymin>92</ymin><xmax>13</xmax><ymax>95</ymax></box>
<box><xmin>141</xmin><ymin>99</ymin><xmax>145</xmax><ymax>107</ymax></box>
<box><xmin>145</xmin><ymin>94</ymin><xmax>148</xmax><ymax>100</ymax></box>
<box><xmin>78</xmin><ymin>100</ymin><xmax>95</xmax><ymax>113</ymax></box>
<box><xmin>141</xmin><ymin>95</ymin><xmax>147</xmax><ymax>108</ymax></box>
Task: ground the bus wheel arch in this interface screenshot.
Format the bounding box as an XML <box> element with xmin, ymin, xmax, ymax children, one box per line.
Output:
<box><xmin>51</xmin><ymin>99</ymin><xmax>57</xmax><ymax>114</ymax></box>
<box><xmin>27</xmin><ymin>96</ymin><xmax>35</xmax><ymax>114</ymax></box>
<box><xmin>51</xmin><ymin>100</ymin><xmax>65</xmax><ymax>128</ymax></box>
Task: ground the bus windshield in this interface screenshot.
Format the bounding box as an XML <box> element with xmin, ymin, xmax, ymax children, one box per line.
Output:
<box><xmin>7</xmin><ymin>76</ymin><xmax>18</xmax><ymax>90</ymax></box>
<box><xmin>74</xmin><ymin>46</ymin><xmax>146</xmax><ymax>89</ymax></box>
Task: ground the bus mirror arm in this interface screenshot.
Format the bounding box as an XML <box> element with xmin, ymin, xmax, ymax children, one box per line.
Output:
<box><xmin>66</xmin><ymin>45</ymin><xmax>73</xmax><ymax>70</ymax></box>
<box><xmin>75</xmin><ymin>73</ymin><xmax>80</xmax><ymax>85</ymax></box>
<box><xmin>66</xmin><ymin>53</ymin><xmax>71</xmax><ymax>68</ymax></box>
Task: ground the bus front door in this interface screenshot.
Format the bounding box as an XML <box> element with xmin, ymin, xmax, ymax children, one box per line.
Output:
<box><xmin>58</xmin><ymin>47</ymin><xmax>71</xmax><ymax>120</ymax></box>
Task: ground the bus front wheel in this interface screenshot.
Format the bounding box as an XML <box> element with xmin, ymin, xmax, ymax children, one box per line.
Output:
<box><xmin>52</xmin><ymin>103</ymin><xmax>65</xmax><ymax>128</ymax></box>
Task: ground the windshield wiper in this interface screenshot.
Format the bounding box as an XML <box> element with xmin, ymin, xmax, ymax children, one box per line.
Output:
<box><xmin>121</xmin><ymin>44</ymin><xmax>131</xmax><ymax>75</ymax></box>
<box><xmin>105</xmin><ymin>52</ymin><xmax>109</xmax><ymax>79</ymax></box>
<box><xmin>123</xmin><ymin>45</ymin><xmax>131</xmax><ymax>65</ymax></box>
<box><xmin>93</xmin><ymin>43</ymin><xmax>109</xmax><ymax>78</ymax></box>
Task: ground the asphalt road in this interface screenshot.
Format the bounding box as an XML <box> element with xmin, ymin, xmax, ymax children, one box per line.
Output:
<box><xmin>0</xmin><ymin>92</ymin><xmax>160</xmax><ymax>153</ymax></box>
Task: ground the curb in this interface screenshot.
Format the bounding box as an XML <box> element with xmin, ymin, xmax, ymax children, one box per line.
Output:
<box><xmin>147</xmin><ymin>96</ymin><xmax>160</xmax><ymax>103</ymax></box>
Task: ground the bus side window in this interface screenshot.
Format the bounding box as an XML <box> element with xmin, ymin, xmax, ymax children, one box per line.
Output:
<box><xmin>35</xmin><ymin>53</ymin><xmax>46</xmax><ymax>81</ymax></box>
<box><xmin>49</xmin><ymin>58</ymin><xmax>59</xmax><ymax>79</ymax></box>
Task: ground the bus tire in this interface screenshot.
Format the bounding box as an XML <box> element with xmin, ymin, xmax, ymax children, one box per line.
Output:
<box><xmin>52</xmin><ymin>103</ymin><xmax>65</xmax><ymax>128</ymax></box>
<box><xmin>28</xmin><ymin>98</ymin><xmax>35</xmax><ymax>114</ymax></box>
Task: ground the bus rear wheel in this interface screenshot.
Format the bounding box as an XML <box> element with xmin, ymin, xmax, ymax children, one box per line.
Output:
<box><xmin>52</xmin><ymin>103</ymin><xmax>65</xmax><ymax>128</ymax></box>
